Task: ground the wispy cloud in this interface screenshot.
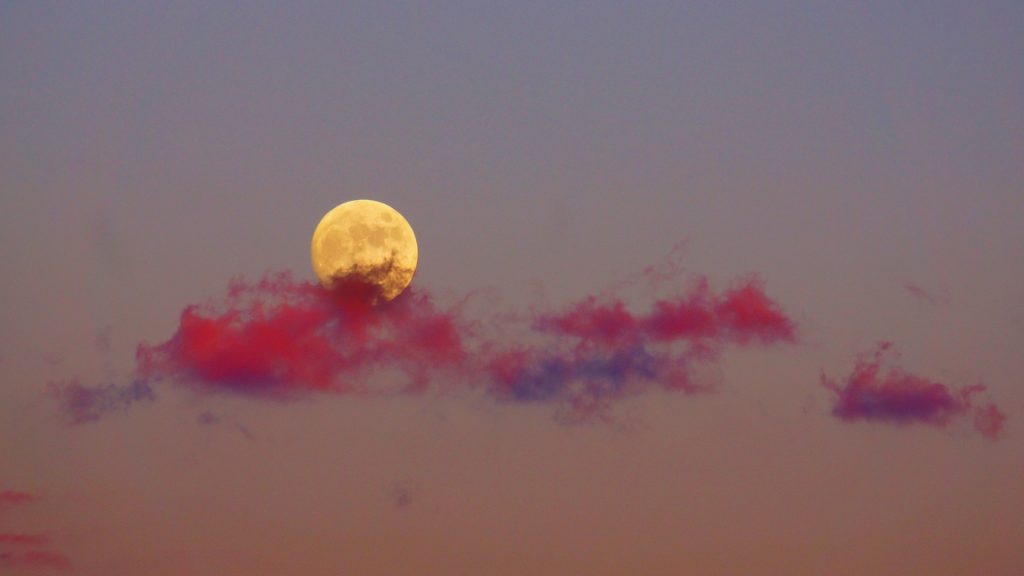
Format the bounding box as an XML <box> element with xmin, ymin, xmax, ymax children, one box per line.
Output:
<box><xmin>904</xmin><ymin>282</ymin><xmax>949</xmax><ymax>306</ymax></box>
<box><xmin>0</xmin><ymin>534</ymin><xmax>51</xmax><ymax>546</ymax></box>
<box><xmin>0</xmin><ymin>492</ymin><xmax>37</xmax><ymax>507</ymax></box>
<box><xmin>0</xmin><ymin>490</ymin><xmax>71</xmax><ymax>570</ymax></box>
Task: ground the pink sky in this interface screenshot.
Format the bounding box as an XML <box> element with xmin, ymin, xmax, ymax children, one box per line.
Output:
<box><xmin>2</xmin><ymin>3</ymin><xmax>1023</xmax><ymax>574</ymax></box>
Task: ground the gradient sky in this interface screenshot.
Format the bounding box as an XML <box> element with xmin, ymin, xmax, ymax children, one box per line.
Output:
<box><xmin>2</xmin><ymin>2</ymin><xmax>1023</xmax><ymax>575</ymax></box>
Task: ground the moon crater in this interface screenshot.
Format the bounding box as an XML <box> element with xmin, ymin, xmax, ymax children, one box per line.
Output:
<box><xmin>311</xmin><ymin>200</ymin><xmax>418</xmax><ymax>302</ymax></box>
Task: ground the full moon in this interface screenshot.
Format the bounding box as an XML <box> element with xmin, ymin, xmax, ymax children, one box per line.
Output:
<box><xmin>310</xmin><ymin>199</ymin><xmax>418</xmax><ymax>302</ymax></box>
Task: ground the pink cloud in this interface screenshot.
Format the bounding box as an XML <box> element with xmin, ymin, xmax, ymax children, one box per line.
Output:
<box><xmin>48</xmin><ymin>378</ymin><xmax>154</xmax><ymax>425</ymax></box>
<box><xmin>50</xmin><ymin>260</ymin><xmax>797</xmax><ymax>423</ymax></box>
<box><xmin>822</xmin><ymin>342</ymin><xmax>1006</xmax><ymax>439</ymax></box>
<box><xmin>0</xmin><ymin>492</ymin><xmax>37</xmax><ymax>506</ymax></box>
<box><xmin>0</xmin><ymin>550</ymin><xmax>71</xmax><ymax>570</ymax></box>
<box><xmin>134</xmin><ymin>271</ymin><xmax>465</xmax><ymax>397</ymax></box>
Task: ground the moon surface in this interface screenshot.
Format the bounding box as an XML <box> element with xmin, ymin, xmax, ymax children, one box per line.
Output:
<box><xmin>310</xmin><ymin>200</ymin><xmax>418</xmax><ymax>302</ymax></box>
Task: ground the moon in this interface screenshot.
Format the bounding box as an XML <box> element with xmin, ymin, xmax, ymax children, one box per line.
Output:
<box><xmin>310</xmin><ymin>200</ymin><xmax>418</xmax><ymax>302</ymax></box>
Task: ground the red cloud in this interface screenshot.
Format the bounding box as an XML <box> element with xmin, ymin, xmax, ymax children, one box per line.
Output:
<box><xmin>0</xmin><ymin>534</ymin><xmax>51</xmax><ymax>546</ymax></box>
<box><xmin>822</xmin><ymin>342</ymin><xmax>1006</xmax><ymax>439</ymax></box>
<box><xmin>904</xmin><ymin>282</ymin><xmax>949</xmax><ymax>305</ymax></box>
<box><xmin>0</xmin><ymin>550</ymin><xmax>71</xmax><ymax>570</ymax></box>
<box><xmin>133</xmin><ymin>272</ymin><xmax>465</xmax><ymax>397</ymax></box>
<box><xmin>0</xmin><ymin>492</ymin><xmax>37</xmax><ymax>506</ymax></box>
<box><xmin>536</xmin><ymin>277</ymin><xmax>796</xmax><ymax>347</ymax></box>
<box><xmin>51</xmin><ymin>261</ymin><xmax>798</xmax><ymax>423</ymax></box>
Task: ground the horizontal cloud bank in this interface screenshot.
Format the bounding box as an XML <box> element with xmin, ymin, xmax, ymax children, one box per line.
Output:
<box><xmin>0</xmin><ymin>550</ymin><xmax>71</xmax><ymax>570</ymax></box>
<box><xmin>52</xmin><ymin>264</ymin><xmax>795</xmax><ymax>423</ymax></box>
<box><xmin>0</xmin><ymin>492</ymin><xmax>37</xmax><ymax>506</ymax></box>
<box><xmin>491</xmin><ymin>277</ymin><xmax>795</xmax><ymax>420</ymax></box>
<box><xmin>0</xmin><ymin>534</ymin><xmax>51</xmax><ymax>545</ymax></box>
<box><xmin>0</xmin><ymin>490</ymin><xmax>71</xmax><ymax>570</ymax></box>
<box><xmin>821</xmin><ymin>342</ymin><xmax>1005</xmax><ymax>439</ymax></box>
<box><xmin>50</xmin><ymin>259</ymin><xmax>1005</xmax><ymax>437</ymax></box>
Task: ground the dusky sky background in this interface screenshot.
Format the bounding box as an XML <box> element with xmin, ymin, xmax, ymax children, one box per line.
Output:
<box><xmin>2</xmin><ymin>2</ymin><xmax>1023</xmax><ymax>575</ymax></box>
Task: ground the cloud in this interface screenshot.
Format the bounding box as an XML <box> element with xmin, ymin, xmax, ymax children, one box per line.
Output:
<box><xmin>0</xmin><ymin>492</ymin><xmax>71</xmax><ymax>570</ymax></box>
<box><xmin>135</xmin><ymin>271</ymin><xmax>465</xmax><ymax>397</ymax></box>
<box><xmin>821</xmin><ymin>342</ymin><xmax>1005</xmax><ymax>439</ymax></box>
<box><xmin>499</xmin><ymin>275</ymin><xmax>795</xmax><ymax>420</ymax></box>
<box><xmin>904</xmin><ymin>282</ymin><xmax>949</xmax><ymax>306</ymax></box>
<box><xmin>0</xmin><ymin>534</ymin><xmax>51</xmax><ymax>546</ymax></box>
<box><xmin>387</xmin><ymin>479</ymin><xmax>420</xmax><ymax>510</ymax></box>
<box><xmin>50</xmin><ymin>259</ymin><xmax>796</xmax><ymax>423</ymax></box>
<box><xmin>0</xmin><ymin>492</ymin><xmax>37</xmax><ymax>507</ymax></box>
<box><xmin>49</xmin><ymin>378</ymin><xmax>155</xmax><ymax>425</ymax></box>
<box><xmin>196</xmin><ymin>411</ymin><xmax>255</xmax><ymax>441</ymax></box>
<box><xmin>973</xmin><ymin>403</ymin><xmax>1007</xmax><ymax>440</ymax></box>
<box><xmin>0</xmin><ymin>550</ymin><xmax>71</xmax><ymax>570</ymax></box>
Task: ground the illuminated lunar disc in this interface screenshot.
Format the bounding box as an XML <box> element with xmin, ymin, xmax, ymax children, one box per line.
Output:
<box><xmin>310</xmin><ymin>199</ymin><xmax>418</xmax><ymax>301</ymax></box>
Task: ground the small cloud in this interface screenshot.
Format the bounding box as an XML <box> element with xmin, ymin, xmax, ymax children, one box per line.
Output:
<box><xmin>822</xmin><ymin>342</ymin><xmax>1005</xmax><ymax>439</ymax></box>
<box><xmin>904</xmin><ymin>282</ymin><xmax>949</xmax><ymax>306</ymax></box>
<box><xmin>0</xmin><ymin>492</ymin><xmax>37</xmax><ymax>506</ymax></box>
<box><xmin>48</xmin><ymin>378</ymin><xmax>155</xmax><ymax>425</ymax></box>
<box><xmin>387</xmin><ymin>479</ymin><xmax>420</xmax><ymax>510</ymax></box>
<box><xmin>0</xmin><ymin>534</ymin><xmax>51</xmax><ymax>546</ymax></box>
<box><xmin>50</xmin><ymin>255</ymin><xmax>796</xmax><ymax>424</ymax></box>
<box><xmin>196</xmin><ymin>411</ymin><xmax>255</xmax><ymax>442</ymax></box>
<box><xmin>0</xmin><ymin>493</ymin><xmax>71</xmax><ymax>569</ymax></box>
<box><xmin>0</xmin><ymin>550</ymin><xmax>72</xmax><ymax>570</ymax></box>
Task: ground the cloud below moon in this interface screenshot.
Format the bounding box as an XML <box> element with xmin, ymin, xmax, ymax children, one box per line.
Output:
<box><xmin>50</xmin><ymin>256</ymin><xmax>800</xmax><ymax>425</ymax></box>
<box><xmin>48</xmin><ymin>254</ymin><xmax>1006</xmax><ymax>439</ymax></box>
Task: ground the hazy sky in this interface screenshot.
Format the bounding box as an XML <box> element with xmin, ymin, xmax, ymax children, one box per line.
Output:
<box><xmin>2</xmin><ymin>2</ymin><xmax>1023</xmax><ymax>575</ymax></box>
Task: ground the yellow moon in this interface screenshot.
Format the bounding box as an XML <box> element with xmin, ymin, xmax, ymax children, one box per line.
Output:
<box><xmin>310</xmin><ymin>200</ymin><xmax>418</xmax><ymax>301</ymax></box>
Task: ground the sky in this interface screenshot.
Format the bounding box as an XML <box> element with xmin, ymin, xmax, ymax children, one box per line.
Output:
<box><xmin>1</xmin><ymin>2</ymin><xmax>1023</xmax><ymax>574</ymax></box>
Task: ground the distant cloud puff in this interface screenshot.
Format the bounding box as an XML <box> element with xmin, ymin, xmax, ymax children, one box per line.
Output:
<box><xmin>822</xmin><ymin>342</ymin><xmax>1005</xmax><ymax>439</ymax></box>
<box><xmin>0</xmin><ymin>534</ymin><xmax>51</xmax><ymax>546</ymax></box>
